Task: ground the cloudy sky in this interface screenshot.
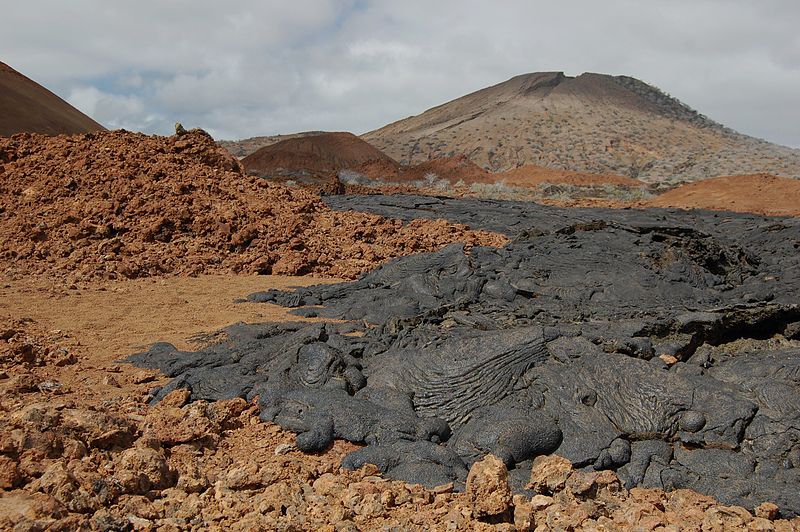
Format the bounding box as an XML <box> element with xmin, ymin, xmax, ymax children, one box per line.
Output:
<box><xmin>2</xmin><ymin>1</ymin><xmax>798</xmax><ymax>147</ymax></box>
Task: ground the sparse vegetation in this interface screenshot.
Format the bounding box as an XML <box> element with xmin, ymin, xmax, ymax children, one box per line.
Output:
<box><xmin>362</xmin><ymin>72</ymin><xmax>800</xmax><ymax>184</ymax></box>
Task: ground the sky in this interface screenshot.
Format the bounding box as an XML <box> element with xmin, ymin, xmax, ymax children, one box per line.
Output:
<box><xmin>1</xmin><ymin>1</ymin><xmax>798</xmax><ymax>147</ymax></box>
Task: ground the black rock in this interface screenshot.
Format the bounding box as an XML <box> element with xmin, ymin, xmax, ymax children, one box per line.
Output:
<box><xmin>129</xmin><ymin>195</ymin><xmax>800</xmax><ymax>516</ymax></box>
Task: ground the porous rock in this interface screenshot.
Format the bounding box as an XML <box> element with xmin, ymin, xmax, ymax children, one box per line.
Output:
<box><xmin>465</xmin><ymin>454</ymin><xmax>512</xmax><ymax>517</ymax></box>
<box><xmin>528</xmin><ymin>455</ymin><xmax>573</xmax><ymax>494</ymax></box>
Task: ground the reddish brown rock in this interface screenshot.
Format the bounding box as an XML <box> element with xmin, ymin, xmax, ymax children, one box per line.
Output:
<box><xmin>0</xmin><ymin>130</ymin><xmax>506</xmax><ymax>282</ymax></box>
<box><xmin>756</xmin><ymin>502</ymin><xmax>781</xmax><ymax>520</ymax></box>
<box><xmin>114</xmin><ymin>447</ymin><xmax>176</xmax><ymax>494</ymax></box>
<box><xmin>0</xmin><ymin>454</ymin><xmax>22</xmax><ymax>489</ymax></box>
<box><xmin>142</xmin><ymin>404</ymin><xmax>217</xmax><ymax>446</ymax></box>
<box><xmin>702</xmin><ymin>505</ymin><xmax>753</xmax><ymax>529</ymax></box>
<box><xmin>512</xmin><ymin>494</ymin><xmax>534</xmax><ymax>531</ymax></box>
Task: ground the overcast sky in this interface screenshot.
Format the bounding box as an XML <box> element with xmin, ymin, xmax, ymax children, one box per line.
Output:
<box><xmin>2</xmin><ymin>1</ymin><xmax>798</xmax><ymax>147</ymax></box>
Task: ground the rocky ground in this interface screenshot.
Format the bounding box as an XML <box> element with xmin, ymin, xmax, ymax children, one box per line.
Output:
<box><xmin>2</xmin><ymin>286</ymin><xmax>799</xmax><ymax>531</ymax></box>
<box><xmin>0</xmin><ymin>129</ymin><xmax>504</xmax><ymax>283</ymax></box>
<box><xmin>3</xmin><ymin>129</ymin><xmax>800</xmax><ymax>531</ymax></box>
<box><xmin>136</xmin><ymin>193</ymin><xmax>800</xmax><ymax>520</ymax></box>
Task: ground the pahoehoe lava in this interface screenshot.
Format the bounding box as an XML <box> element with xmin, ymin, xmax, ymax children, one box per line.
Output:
<box><xmin>130</xmin><ymin>195</ymin><xmax>800</xmax><ymax>516</ymax></box>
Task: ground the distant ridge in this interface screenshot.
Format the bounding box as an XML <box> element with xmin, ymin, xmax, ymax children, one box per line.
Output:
<box><xmin>0</xmin><ymin>61</ymin><xmax>104</xmax><ymax>136</ymax></box>
<box><xmin>362</xmin><ymin>72</ymin><xmax>800</xmax><ymax>184</ymax></box>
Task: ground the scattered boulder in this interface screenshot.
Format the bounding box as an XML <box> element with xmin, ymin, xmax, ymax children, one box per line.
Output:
<box><xmin>528</xmin><ymin>455</ymin><xmax>573</xmax><ymax>494</ymax></box>
<box><xmin>465</xmin><ymin>454</ymin><xmax>512</xmax><ymax>518</ymax></box>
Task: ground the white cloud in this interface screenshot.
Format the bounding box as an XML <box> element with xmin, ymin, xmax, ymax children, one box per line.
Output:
<box><xmin>1</xmin><ymin>0</ymin><xmax>798</xmax><ymax>146</ymax></box>
<box><xmin>67</xmin><ymin>86</ymin><xmax>163</xmax><ymax>132</ymax></box>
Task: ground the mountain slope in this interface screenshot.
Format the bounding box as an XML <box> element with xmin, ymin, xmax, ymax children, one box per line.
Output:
<box><xmin>363</xmin><ymin>72</ymin><xmax>800</xmax><ymax>184</ymax></box>
<box><xmin>0</xmin><ymin>61</ymin><xmax>104</xmax><ymax>136</ymax></box>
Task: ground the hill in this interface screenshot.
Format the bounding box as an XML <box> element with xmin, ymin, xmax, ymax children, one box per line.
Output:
<box><xmin>0</xmin><ymin>60</ymin><xmax>104</xmax><ymax>136</ymax></box>
<box><xmin>241</xmin><ymin>131</ymin><xmax>397</xmax><ymax>178</ymax></box>
<box><xmin>0</xmin><ymin>130</ymin><xmax>504</xmax><ymax>282</ymax></box>
<box><xmin>218</xmin><ymin>131</ymin><xmax>324</xmax><ymax>158</ymax></box>
<box><xmin>362</xmin><ymin>72</ymin><xmax>800</xmax><ymax>185</ymax></box>
<box><xmin>496</xmin><ymin>164</ymin><xmax>642</xmax><ymax>188</ymax></box>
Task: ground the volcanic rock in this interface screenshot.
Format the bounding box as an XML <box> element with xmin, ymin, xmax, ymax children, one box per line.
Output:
<box><xmin>131</xmin><ymin>193</ymin><xmax>800</xmax><ymax>516</ymax></box>
<box><xmin>465</xmin><ymin>454</ymin><xmax>512</xmax><ymax>517</ymax></box>
<box><xmin>0</xmin><ymin>130</ymin><xmax>505</xmax><ymax>281</ymax></box>
<box><xmin>527</xmin><ymin>455</ymin><xmax>573</xmax><ymax>494</ymax></box>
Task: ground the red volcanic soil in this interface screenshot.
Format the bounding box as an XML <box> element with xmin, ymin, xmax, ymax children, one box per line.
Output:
<box><xmin>648</xmin><ymin>173</ymin><xmax>800</xmax><ymax>217</ymax></box>
<box><xmin>355</xmin><ymin>154</ymin><xmax>490</xmax><ymax>184</ymax></box>
<box><xmin>403</xmin><ymin>155</ymin><xmax>491</xmax><ymax>184</ymax></box>
<box><xmin>0</xmin><ymin>61</ymin><xmax>104</xmax><ymax>136</ymax></box>
<box><xmin>0</xmin><ymin>129</ymin><xmax>506</xmax><ymax>282</ymax></box>
<box><xmin>241</xmin><ymin>132</ymin><xmax>397</xmax><ymax>177</ymax></box>
<box><xmin>354</xmin><ymin>156</ymin><xmax>640</xmax><ymax>190</ymax></box>
<box><xmin>496</xmin><ymin>164</ymin><xmax>643</xmax><ymax>188</ymax></box>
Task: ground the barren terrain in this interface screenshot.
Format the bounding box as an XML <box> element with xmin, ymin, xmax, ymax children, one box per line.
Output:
<box><xmin>649</xmin><ymin>173</ymin><xmax>800</xmax><ymax>217</ymax></box>
<box><xmin>0</xmin><ymin>129</ymin><xmax>504</xmax><ymax>282</ymax></box>
<box><xmin>3</xmin><ymin>274</ymin><xmax>798</xmax><ymax>530</ymax></box>
<box><xmin>217</xmin><ymin>131</ymin><xmax>324</xmax><ymax>159</ymax></box>
<box><xmin>3</xmin><ymin>74</ymin><xmax>800</xmax><ymax>529</ymax></box>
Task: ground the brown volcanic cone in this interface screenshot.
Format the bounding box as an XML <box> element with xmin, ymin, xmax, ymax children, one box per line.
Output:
<box><xmin>242</xmin><ymin>131</ymin><xmax>397</xmax><ymax>177</ymax></box>
<box><xmin>648</xmin><ymin>173</ymin><xmax>800</xmax><ymax>217</ymax></box>
<box><xmin>363</xmin><ymin>71</ymin><xmax>800</xmax><ymax>184</ymax></box>
<box><xmin>0</xmin><ymin>61</ymin><xmax>104</xmax><ymax>136</ymax></box>
<box><xmin>0</xmin><ymin>129</ymin><xmax>505</xmax><ymax>282</ymax></box>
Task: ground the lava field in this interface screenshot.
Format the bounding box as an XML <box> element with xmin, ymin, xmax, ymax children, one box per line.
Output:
<box><xmin>131</xmin><ymin>194</ymin><xmax>800</xmax><ymax>516</ymax></box>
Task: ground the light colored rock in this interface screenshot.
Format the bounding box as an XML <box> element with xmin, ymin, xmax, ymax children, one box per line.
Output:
<box><xmin>659</xmin><ymin>354</ymin><xmax>679</xmax><ymax>366</ymax></box>
<box><xmin>274</xmin><ymin>442</ymin><xmax>296</xmax><ymax>455</ymax></box>
<box><xmin>142</xmin><ymin>404</ymin><xmax>215</xmax><ymax>445</ymax></box>
<box><xmin>513</xmin><ymin>494</ymin><xmax>535</xmax><ymax>531</ymax></box>
<box><xmin>702</xmin><ymin>505</ymin><xmax>753</xmax><ymax>530</ymax></box>
<box><xmin>313</xmin><ymin>472</ymin><xmax>342</xmax><ymax>497</ymax></box>
<box><xmin>749</xmin><ymin>517</ymin><xmax>777</xmax><ymax>531</ymax></box>
<box><xmin>527</xmin><ymin>454</ymin><xmax>573</xmax><ymax>494</ymax></box>
<box><xmin>530</xmin><ymin>494</ymin><xmax>553</xmax><ymax>512</ymax></box>
<box><xmin>755</xmin><ymin>502</ymin><xmax>780</xmax><ymax>521</ymax></box>
<box><xmin>466</xmin><ymin>454</ymin><xmax>512</xmax><ymax>517</ymax></box>
<box><xmin>223</xmin><ymin>461</ymin><xmax>261</xmax><ymax>490</ymax></box>
<box><xmin>30</xmin><ymin>462</ymin><xmax>96</xmax><ymax>513</ymax></box>
<box><xmin>115</xmin><ymin>447</ymin><xmax>175</xmax><ymax>494</ymax></box>
<box><xmin>432</xmin><ymin>482</ymin><xmax>454</xmax><ymax>494</ymax></box>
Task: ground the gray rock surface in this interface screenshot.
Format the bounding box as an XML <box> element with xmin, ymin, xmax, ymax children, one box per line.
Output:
<box><xmin>130</xmin><ymin>195</ymin><xmax>800</xmax><ymax>515</ymax></box>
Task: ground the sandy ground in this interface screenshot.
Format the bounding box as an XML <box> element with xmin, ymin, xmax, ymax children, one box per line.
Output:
<box><xmin>0</xmin><ymin>274</ymin><xmax>337</xmax><ymax>362</ymax></box>
<box><xmin>0</xmin><ymin>274</ymin><xmax>337</xmax><ymax>409</ymax></box>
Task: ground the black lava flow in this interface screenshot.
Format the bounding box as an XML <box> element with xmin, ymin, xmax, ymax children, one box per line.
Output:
<box><xmin>129</xmin><ymin>194</ymin><xmax>800</xmax><ymax>515</ymax></box>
